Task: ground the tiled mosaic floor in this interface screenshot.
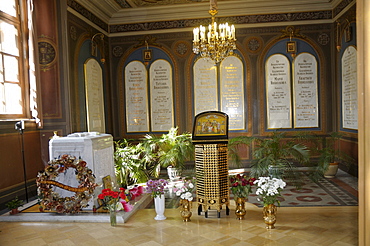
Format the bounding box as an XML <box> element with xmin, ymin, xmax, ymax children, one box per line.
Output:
<box><xmin>147</xmin><ymin>169</ymin><xmax>358</xmax><ymax>209</ymax></box>
<box><xmin>249</xmin><ymin>174</ymin><xmax>358</xmax><ymax>207</ymax></box>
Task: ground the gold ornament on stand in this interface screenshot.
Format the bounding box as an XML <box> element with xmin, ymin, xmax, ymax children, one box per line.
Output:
<box><xmin>235</xmin><ymin>197</ymin><xmax>247</xmax><ymax>220</ymax></box>
<box><xmin>263</xmin><ymin>204</ymin><xmax>277</xmax><ymax>229</ymax></box>
<box><xmin>179</xmin><ymin>199</ymin><xmax>192</xmax><ymax>222</ymax></box>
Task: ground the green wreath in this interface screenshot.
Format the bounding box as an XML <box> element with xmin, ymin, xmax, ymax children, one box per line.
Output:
<box><xmin>36</xmin><ymin>154</ymin><xmax>97</xmax><ymax>213</ymax></box>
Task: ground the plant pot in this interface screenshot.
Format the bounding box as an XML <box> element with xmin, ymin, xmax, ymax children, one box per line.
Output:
<box><xmin>167</xmin><ymin>166</ymin><xmax>180</xmax><ymax>180</ymax></box>
<box><xmin>324</xmin><ymin>162</ymin><xmax>339</xmax><ymax>178</ymax></box>
<box><xmin>179</xmin><ymin>199</ymin><xmax>192</xmax><ymax>222</ymax></box>
<box><xmin>10</xmin><ymin>208</ymin><xmax>19</xmax><ymax>215</ymax></box>
<box><xmin>263</xmin><ymin>204</ymin><xmax>277</xmax><ymax>229</ymax></box>
<box><xmin>268</xmin><ymin>165</ymin><xmax>283</xmax><ymax>178</ymax></box>
<box><xmin>235</xmin><ymin>197</ymin><xmax>246</xmax><ymax>220</ymax></box>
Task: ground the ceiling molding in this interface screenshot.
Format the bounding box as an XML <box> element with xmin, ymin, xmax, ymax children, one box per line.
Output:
<box><xmin>74</xmin><ymin>0</ymin><xmax>349</xmax><ymax>25</ymax></box>
<box><xmin>108</xmin><ymin>19</ymin><xmax>333</xmax><ymax>37</ymax></box>
<box><xmin>110</xmin><ymin>0</ymin><xmax>336</xmax><ymax>24</ymax></box>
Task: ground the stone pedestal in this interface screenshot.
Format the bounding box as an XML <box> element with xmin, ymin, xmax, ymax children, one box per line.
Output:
<box><xmin>49</xmin><ymin>132</ymin><xmax>114</xmax><ymax>209</ymax></box>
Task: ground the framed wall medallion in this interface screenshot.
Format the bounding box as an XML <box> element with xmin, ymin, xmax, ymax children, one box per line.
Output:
<box><xmin>38</xmin><ymin>39</ymin><xmax>57</xmax><ymax>71</ymax></box>
<box><xmin>143</xmin><ymin>49</ymin><xmax>152</xmax><ymax>60</ymax></box>
<box><xmin>245</xmin><ymin>36</ymin><xmax>263</xmax><ymax>54</ymax></box>
<box><xmin>287</xmin><ymin>41</ymin><xmax>296</xmax><ymax>53</ymax></box>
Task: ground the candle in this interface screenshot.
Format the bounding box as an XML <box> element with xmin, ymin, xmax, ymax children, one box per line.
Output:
<box><xmin>219</xmin><ymin>24</ymin><xmax>224</xmax><ymax>40</ymax></box>
<box><xmin>200</xmin><ymin>25</ymin><xmax>206</xmax><ymax>41</ymax></box>
<box><xmin>193</xmin><ymin>28</ymin><xmax>199</xmax><ymax>42</ymax></box>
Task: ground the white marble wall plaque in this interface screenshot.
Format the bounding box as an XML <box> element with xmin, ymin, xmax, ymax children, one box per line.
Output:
<box><xmin>266</xmin><ymin>54</ymin><xmax>292</xmax><ymax>129</ymax></box>
<box><xmin>220</xmin><ymin>56</ymin><xmax>245</xmax><ymax>130</ymax></box>
<box><xmin>193</xmin><ymin>58</ymin><xmax>218</xmax><ymax>115</ymax></box>
<box><xmin>342</xmin><ymin>46</ymin><xmax>358</xmax><ymax>130</ymax></box>
<box><xmin>125</xmin><ymin>61</ymin><xmax>149</xmax><ymax>132</ymax></box>
<box><xmin>149</xmin><ymin>59</ymin><xmax>174</xmax><ymax>131</ymax></box>
<box><xmin>84</xmin><ymin>58</ymin><xmax>106</xmax><ymax>133</ymax></box>
<box><xmin>293</xmin><ymin>53</ymin><xmax>319</xmax><ymax>128</ymax></box>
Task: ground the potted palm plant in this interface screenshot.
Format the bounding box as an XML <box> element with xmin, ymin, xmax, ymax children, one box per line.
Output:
<box><xmin>314</xmin><ymin>132</ymin><xmax>355</xmax><ymax>179</ymax></box>
<box><xmin>228</xmin><ymin>132</ymin><xmax>310</xmax><ymax>182</ymax></box>
<box><xmin>6</xmin><ymin>196</ymin><xmax>24</xmax><ymax>215</ymax></box>
<box><xmin>143</xmin><ymin>127</ymin><xmax>194</xmax><ymax>180</ymax></box>
<box><xmin>114</xmin><ymin>139</ymin><xmax>152</xmax><ymax>188</ymax></box>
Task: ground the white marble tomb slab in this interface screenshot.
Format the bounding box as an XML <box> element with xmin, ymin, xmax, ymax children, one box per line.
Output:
<box><xmin>48</xmin><ymin>132</ymin><xmax>115</xmax><ymax>209</ymax></box>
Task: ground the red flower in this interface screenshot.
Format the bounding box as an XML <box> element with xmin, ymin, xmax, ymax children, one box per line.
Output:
<box><xmin>119</xmin><ymin>192</ymin><xmax>126</xmax><ymax>200</ymax></box>
<box><xmin>110</xmin><ymin>192</ymin><xmax>119</xmax><ymax>199</ymax></box>
<box><xmin>138</xmin><ymin>186</ymin><xmax>144</xmax><ymax>194</ymax></box>
<box><xmin>98</xmin><ymin>186</ymin><xmax>144</xmax><ymax>212</ymax></box>
<box><xmin>229</xmin><ymin>174</ymin><xmax>255</xmax><ymax>198</ymax></box>
<box><xmin>102</xmin><ymin>189</ymin><xmax>111</xmax><ymax>194</ymax></box>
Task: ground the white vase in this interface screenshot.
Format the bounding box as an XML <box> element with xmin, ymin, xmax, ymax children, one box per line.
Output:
<box><xmin>154</xmin><ymin>194</ymin><xmax>166</xmax><ymax>220</ymax></box>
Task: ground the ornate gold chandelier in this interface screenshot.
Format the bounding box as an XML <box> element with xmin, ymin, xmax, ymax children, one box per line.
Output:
<box><xmin>192</xmin><ymin>0</ymin><xmax>236</xmax><ymax>64</ymax></box>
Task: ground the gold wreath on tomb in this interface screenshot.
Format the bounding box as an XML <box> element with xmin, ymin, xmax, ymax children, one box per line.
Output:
<box><xmin>36</xmin><ymin>154</ymin><xmax>97</xmax><ymax>214</ymax></box>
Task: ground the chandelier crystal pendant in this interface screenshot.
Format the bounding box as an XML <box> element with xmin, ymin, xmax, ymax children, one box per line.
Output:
<box><xmin>193</xmin><ymin>0</ymin><xmax>236</xmax><ymax>64</ymax></box>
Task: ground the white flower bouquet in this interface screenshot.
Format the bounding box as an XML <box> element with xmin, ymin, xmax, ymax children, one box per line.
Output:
<box><xmin>174</xmin><ymin>178</ymin><xmax>196</xmax><ymax>201</ymax></box>
<box><xmin>254</xmin><ymin>176</ymin><xmax>286</xmax><ymax>206</ymax></box>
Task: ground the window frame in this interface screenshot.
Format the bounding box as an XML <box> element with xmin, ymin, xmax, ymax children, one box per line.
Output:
<box><xmin>0</xmin><ymin>0</ymin><xmax>30</xmax><ymax>120</ymax></box>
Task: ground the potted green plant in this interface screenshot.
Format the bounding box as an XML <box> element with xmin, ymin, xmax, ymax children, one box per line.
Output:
<box><xmin>114</xmin><ymin>139</ymin><xmax>151</xmax><ymax>188</ymax></box>
<box><xmin>314</xmin><ymin>132</ymin><xmax>356</xmax><ymax>179</ymax></box>
<box><xmin>5</xmin><ymin>196</ymin><xmax>24</xmax><ymax>215</ymax></box>
<box><xmin>228</xmin><ymin>132</ymin><xmax>310</xmax><ymax>182</ymax></box>
<box><xmin>143</xmin><ymin>127</ymin><xmax>194</xmax><ymax>180</ymax></box>
<box><xmin>228</xmin><ymin>135</ymin><xmax>254</xmax><ymax>168</ymax></box>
